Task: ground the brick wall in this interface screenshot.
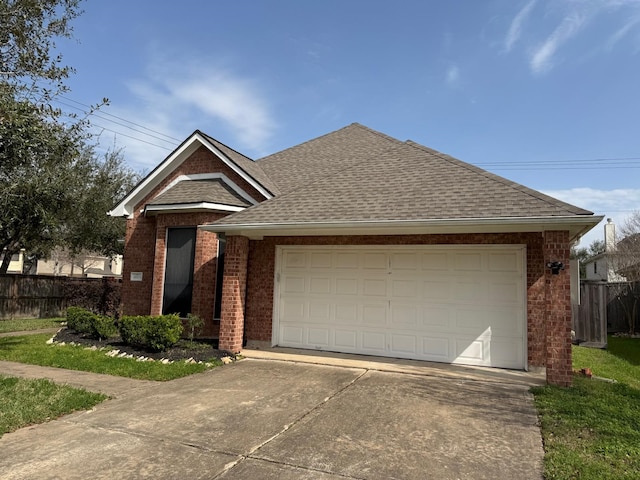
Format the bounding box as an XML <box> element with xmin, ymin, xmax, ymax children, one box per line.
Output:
<box><xmin>244</xmin><ymin>232</ymin><xmax>561</xmax><ymax>376</ymax></box>
<box><xmin>219</xmin><ymin>235</ymin><xmax>249</xmax><ymax>352</ymax></box>
<box><xmin>543</xmin><ymin>231</ymin><xmax>572</xmax><ymax>386</ymax></box>
<box><xmin>121</xmin><ymin>145</ymin><xmax>263</xmax><ymax>337</ymax></box>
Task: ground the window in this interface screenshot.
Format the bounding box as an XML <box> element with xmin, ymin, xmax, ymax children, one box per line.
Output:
<box><xmin>214</xmin><ymin>233</ymin><xmax>226</xmax><ymax>319</ymax></box>
<box><xmin>162</xmin><ymin>227</ymin><xmax>196</xmax><ymax>317</ymax></box>
<box><xmin>594</xmin><ymin>261</ymin><xmax>598</xmax><ymax>274</ymax></box>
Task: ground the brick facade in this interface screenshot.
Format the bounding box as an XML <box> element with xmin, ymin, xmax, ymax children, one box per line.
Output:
<box><xmin>543</xmin><ymin>231</ymin><xmax>572</xmax><ymax>386</ymax></box>
<box><xmin>219</xmin><ymin>235</ymin><xmax>249</xmax><ymax>353</ymax></box>
<box><xmin>121</xmin><ymin>146</ymin><xmax>263</xmax><ymax>337</ymax></box>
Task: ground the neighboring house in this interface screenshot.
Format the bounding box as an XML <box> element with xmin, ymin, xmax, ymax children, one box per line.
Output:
<box><xmin>110</xmin><ymin>123</ymin><xmax>602</xmax><ymax>385</ymax></box>
<box><xmin>36</xmin><ymin>251</ymin><xmax>123</xmax><ymax>278</ymax></box>
<box><xmin>584</xmin><ymin>219</ymin><xmax>627</xmax><ymax>283</ymax></box>
<box><xmin>0</xmin><ymin>248</ymin><xmax>25</xmax><ymax>273</ymax></box>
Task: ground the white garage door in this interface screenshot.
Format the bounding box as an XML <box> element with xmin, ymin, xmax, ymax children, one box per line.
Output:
<box><xmin>274</xmin><ymin>245</ymin><xmax>526</xmax><ymax>369</ymax></box>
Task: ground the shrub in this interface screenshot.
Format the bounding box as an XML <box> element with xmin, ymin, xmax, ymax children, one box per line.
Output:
<box><xmin>118</xmin><ymin>316</ymin><xmax>148</xmax><ymax>349</ymax></box>
<box><xmin>89</xmin><ymin>315</ymin><xmax>118</xmax><ymax>341</ymax></box>
<box><xmin>146</xmin><ymin>314</ymin><xmax>183</xmax><ymax>352</ymax></box>
<box><xmin>118</xmin><ymin>314</ymin><xmax>183</xmax><ymax>352</ymax></box>
<box><xmin>185</xmin><ymin>313</ymin><xmax>204</xmax><ymax>343</ymax></box>
<box><xmin>66</xmin><ymin>307</ymin><xmax>93</xmax><ymax>334</ymax></box>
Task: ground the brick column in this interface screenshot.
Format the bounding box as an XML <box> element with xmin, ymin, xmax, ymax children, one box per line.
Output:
<box><xmin>544</xmin><ymin>231</ymin><xmax>572</xmax><ymax>386</ymax></box>
<box><xmin>219</xmin><ymin>235</ymin><xmax>249</xmax><ymax>353</ymax></box>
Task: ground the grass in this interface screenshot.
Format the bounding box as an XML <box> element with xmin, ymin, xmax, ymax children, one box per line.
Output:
<box><xmin>0</xmin><ymin>375</ymin><xmax>106</xmax><ymax>437</ymax></box>
<box><xmin>531</xmin><ymin>336</ymin><xmax>640</xmax><ymax>479</ymax></box>
<box><xmin>0</xmin><ymin>318</ymin><xmax>65</xmax><ymax>334</ymax></box>
<box><xmin>0</xmin><ymin>334</ymin><xmax>222</xmax><ymax>381</ymax></box>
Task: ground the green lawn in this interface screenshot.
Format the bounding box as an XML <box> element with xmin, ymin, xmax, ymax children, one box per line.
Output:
<box><xmin>532</xmin><ymin>336</ymin><xmax>640</xmax><ymax>479</ymax></box>
<box><xmin>0</xmin><ymin>318</ymin><xmax>65</xmax><ymax>334</ymax></box>
<box><xmin>0</xmin><ymin>375</ymin><xmax>106</xmax><ymax>437</ymax></box>
<box><xmin>0</xmin><ymin>334</ymin><xmax>222</xmax><ymax>381</ymax></box>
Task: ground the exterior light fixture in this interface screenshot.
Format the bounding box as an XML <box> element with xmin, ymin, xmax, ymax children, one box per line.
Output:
<box><xmin>546</xmin><ymin>261</ymin><xmax>564</xmax><ymax>275</ymax></box>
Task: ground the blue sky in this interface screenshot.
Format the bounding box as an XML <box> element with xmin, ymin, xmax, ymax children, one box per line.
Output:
<box><xmin>56</xmin><ymin>0</ymin><xmax>640</xmax><ymax>246</ymax></box>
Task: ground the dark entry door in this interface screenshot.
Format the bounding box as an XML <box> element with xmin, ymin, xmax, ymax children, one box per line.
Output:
<box><xmin>162</xmin><ymin>227</ymin><xmax>196</xmax><ymax>316</ymax></box>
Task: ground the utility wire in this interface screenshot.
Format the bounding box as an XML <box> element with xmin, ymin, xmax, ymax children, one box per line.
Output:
<box><xmin>58</xmin><ymin>95</ymin><xmax>182</xmax><ymax>142</ymax></box>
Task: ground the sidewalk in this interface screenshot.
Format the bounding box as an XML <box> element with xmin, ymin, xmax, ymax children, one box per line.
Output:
<box><xmin>0</xmin><ymin>360</ymin><xmax>156</xmax><ymax>396</ymax></box>
<box><xmin>0</xmin><ymin>329</ymin><xmax>155</xmax><ymax>396</ymax></box>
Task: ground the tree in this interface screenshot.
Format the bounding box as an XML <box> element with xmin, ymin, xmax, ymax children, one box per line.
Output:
<box><xmin>1</xmin><ymin>0</ymin><xmax>83</xmax><ymax>100</ymax></box>
<box><xmin>571</xmin><ymin>239</ymin><xmax>605</xmax><ymax>279</ymax></box>
<box><xmin>608</xmin><ymin>212</ymin><xmax>640</xmax><ymax>334</ymax></box>
<box><xmin>0</xmin><ymin>0</ymin><xmax>134</xmax><ymax>274</ymax></box>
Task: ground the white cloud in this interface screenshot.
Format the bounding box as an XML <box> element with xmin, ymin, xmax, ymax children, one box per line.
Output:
<box><xmin>606</xmin><ymin>15</ymin><xmax>640</xmax><ymax>50</ymax></box>
<box><xmin>91</xmin><ymin>60</ymin><xmax>277</xmax><ymax>172</ymax></box>
<box><xmin>445</xmin><ymin>65</ymin><xmax>460</xmax><ymax>85</ymax></box>
<box><xmin>541</xmin><ymin>187</ymin><xmax>640</xmax><ymax>245</ymax></box>
<box><xmin>530</xmin><ymin>12</ymin><xmax>587</xmax><ymax>74</ymax></box>
<box><xmin>505</xmin><ymin>0</ymin><xmax>537</xmax><ymax>52</ymax></box>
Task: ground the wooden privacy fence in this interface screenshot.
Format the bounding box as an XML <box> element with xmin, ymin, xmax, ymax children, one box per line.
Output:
<box><xmin>0</xmin><ymin>274</ymin><xmax>121</xmax><ymax>320</ymax></box>
<box><xmin>575</xmin><ymin>280</ymin><xmax>640</xmax><ymax>344</ymax></box>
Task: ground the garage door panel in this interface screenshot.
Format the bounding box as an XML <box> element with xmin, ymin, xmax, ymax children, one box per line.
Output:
<box><xmin>390</xmin><ymin>304</ymin><xmax>418</xmax><ymax>327</ymax></box>
<box><xmin>488</xmin><ymin>252</ymin><xmax>520</xmax><ymax>272</ymax></box>
<box><xmin>421</xmin><ymin>336</ymin><xmax>450</xmax><ymax>360</ymax></box>
<box><xmin>455</xmin><ymin>337</ymin><xmax>488</xmax><ymax>364</ymax></box>
<box><xmin>309</xmin><ymin>277</ymin><xmax>331</xmax><ymax>294</ymax></box>
<box><xmin>362</xmin><ymin>304</ymin><xmax>387</xmax><ymax>325</ymax></box>
<box><xmin>391</xmin><ymin>334</ymin><xmax>417</xmax><ymax>354</ymax></box>
<box><xmin>280</xmin><ymin>299</ymin><xmax>305</xmax><ymax>322</ymax></box>
<box><xmin>423</xmin><ymin>280</ymin><xmax>451</xmax><ymax>300</ymax></box>
<box><xmin>281</xmin><ymin>325</ymin><xmax>304</xmax><ymax>344</ymax></box>
<box><xmin>361</xmin><ymin>332</ymin><xmax>386</xmax><ymax>352</ymax></box>
<box><xmin>307</xmin><ymin>327</ymin><xmax>330</xmax><ymax>347</ymax></box>
<box><xmin>275</xmin><ymin>246</ymin><xmax>526</xmax><ymax>369</ymax></box>
<box><xmin>421</xmin><ymin>253</ymin><xmax>449</xmax><ymax>271</ymax></box>
<box><xmin>454</xmin><ymin>252</ymin><xmax>483</xmax><ymax>271</ymax></box>
<box><xmin>363</xmin><ymin>279</ymin><xmax>387</xmax><ymax>296</ymax></box>
<box><xmin>391</xmin><ymin>252</ymin><xmax>419</xmax><ymax>270</ymax></box>
<box><xmin>283</xmin><ymin>276</ymin><xmax>306</xmax><ymax>294</ymax></box>
<box><xmin>363</xmin><ymin>253</ymin><xmax>387</xmax><ymax>270</ymax></box>
<box><xmin>421</xmin><ymin>306</ymin><xmax>453</xmax><ymax>328</ymax></box>
<box><xmin>391</xmin><ymin>279</ymin><xmax>418</xmax><ymax>298</ymax></box>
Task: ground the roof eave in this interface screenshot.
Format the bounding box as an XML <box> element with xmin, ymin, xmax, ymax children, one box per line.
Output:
<box><xmin>144</xmin><ymin>202</ymin><xmax>246</xmax><ymax>216</ymax></box>
<box><xmin>108</xmin><ymin>132</ymin><xmax>270</xmax><ymax>218</ymax></box>
<box><xmin>199</xmin><ymin>215</ymin><xmax>604</xmax><ymax>241</ymax></box>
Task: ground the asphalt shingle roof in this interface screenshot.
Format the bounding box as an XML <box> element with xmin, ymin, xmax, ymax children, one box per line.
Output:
<box><xmin>148</xmin><ymin>179</ymin><xmax>252</xmax><ymax>208</ymax></box>
<box><xmin>209</xmin><ymin>123</ymin><xmax>592</xmax><ymax>226</ymax></box>
<box><xmin>199</xmin><ymin>132</ymin><xmax>280</xmax><ymax>196</ymax></box>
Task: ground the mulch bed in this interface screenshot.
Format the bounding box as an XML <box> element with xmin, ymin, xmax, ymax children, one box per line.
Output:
<box><xmin>53</xmin><ymin>328</ymin><xmax>234</xmax><ymax>363</ymax></box>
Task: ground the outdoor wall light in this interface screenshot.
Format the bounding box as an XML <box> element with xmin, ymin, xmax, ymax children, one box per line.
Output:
<box><xmin>546</xmin><ymin>261</ymin><xmax>564</xmax><ymax>275</ymax></box>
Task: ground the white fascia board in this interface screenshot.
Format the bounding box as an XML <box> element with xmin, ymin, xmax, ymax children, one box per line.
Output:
<box><xmin>199</xmin><ymin>215</ymin><xmax>604</xmax><ymax>241</ymax></box>
<box><xmin>108</xmin><ymin>132</ymin><xmax>269</xmax><ymax>218</ymax></box>
<box><xmin>144</xmin><ymin>203</ymin><xmax>246</xmax><ymax>216</ymax></box>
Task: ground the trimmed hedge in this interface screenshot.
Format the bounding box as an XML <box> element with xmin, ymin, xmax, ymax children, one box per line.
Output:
<box><xmin>66</xmin><ymin>306</ymin><xmax>94</xmax><ymax>334</ymax></box>
<box><xmin>66</xmin><ymin>307</ymin><xmax>117</xmax><ymax>340</ymax></box>
<box><xmin>118</xmin><ymin>314</ymin><xmax>183</xmax><ymax>352</ymax></box>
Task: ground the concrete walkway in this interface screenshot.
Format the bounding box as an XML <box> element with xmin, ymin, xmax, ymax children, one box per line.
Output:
<box><xmin>0</xmin><ymin>327</ymin><xmax>61</xmax><ymax>338</ymax></box>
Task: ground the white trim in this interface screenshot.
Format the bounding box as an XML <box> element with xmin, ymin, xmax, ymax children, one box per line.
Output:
<box><xmin>144</xmin><ymin>202</ymin><xmax>246</xmax><ymax>215</ymax></box>
<box><xmin>272</xmin><ymin>244</ymin><xmax>528</xmax><ymax>369</ymax></box>
<box><xmin>108</xmin><ymin>132</ymin><xmax>270</xmax><ymax>218</ymax></box>
<box><xmin>200</xmin><ymin>215</ymin><xmax>604</xmax><ymax>242</ymax></box>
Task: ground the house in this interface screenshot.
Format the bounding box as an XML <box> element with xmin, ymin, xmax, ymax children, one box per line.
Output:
<box><xmin>36</xmin><ymin>250</ymin><xmax>123</xmax><ymax>278</ymax></box>
<box><xmin>110</xmin><ymin>123</ymin><xmax>602</xmax><ymax>386</ymax></box>
<box><xmin>583</xmin><ymin>219</ymin><xmax>627</xmax><ymax>282</ymax></box>
<box><xmin>0</xmin><ymin>248</ymin><xmax>25</xmax><ymax>274</ymax></box>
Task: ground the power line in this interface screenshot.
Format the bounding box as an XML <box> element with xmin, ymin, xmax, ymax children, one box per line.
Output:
<box><xmin>58</xmin><ymin>95</ymin><xmax>182</xmax><ymax>142</ymax></box>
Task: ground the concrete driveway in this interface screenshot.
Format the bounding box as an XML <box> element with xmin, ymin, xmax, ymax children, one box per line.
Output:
<box><xmin>0</xmin><ymin>359</ymin><xmax>543</xmax><ymax>479</ymax></box>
